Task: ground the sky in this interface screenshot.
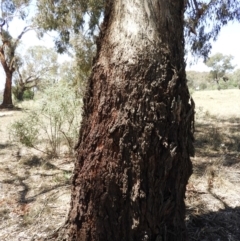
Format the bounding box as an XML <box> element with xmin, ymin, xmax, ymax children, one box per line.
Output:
<box><xmin>0</xmin><ymin>20</ymin><xmax>240</xmax><ymax>91</ymax></box>
<box><xmin>186</xmin><ymin>21</ymin><xmax>240</xmax><ymax>72</ymax></box>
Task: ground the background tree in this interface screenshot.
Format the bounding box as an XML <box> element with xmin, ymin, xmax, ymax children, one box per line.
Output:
<box><xmin>232</xmin><ymin>68</ymin><xmax>240</xmax><ymax>88</ymax></box>
<box><xmin>205</xmin><ymin>52</ymin><xmax>235</xmax><ymax>84</ymax></box>
<box><xmin>57</xmin><ymin>33</ymin><xmax>96</xmax><ymax>97</ymax></box>
<box><xmin>34</xmin><ymin>0</ymin><xmax>101</xmax><ymax>94</ymax></box>
<box><xmin>35</xmin><ymin>0</ymin><xmax>103</xmax><ymax>53</ymax></box>
<box><xmin>186</xmin><ymin>70</ymin><xmax>211</xmax><ymax>90</ymax></box>
<box><xmin>12</xmin><ymin>45</ymin><xmax>59</xmax><ymax>101</ymax></box>
<box><xmin>0</xmin><ymin>0</ymin><xmax>32</xmax><ymax>108</ymax></box>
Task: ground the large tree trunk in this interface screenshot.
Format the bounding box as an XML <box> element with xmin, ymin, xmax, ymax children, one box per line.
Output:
<box><xmin>58</xmin><ymin>0</ymin><xmax>194</xmax><ymax>240</ymax></box>
<box><xmin>0</xmin><ymin>72</ymin><xmax>13</xmax><ymax>108</ymax></box>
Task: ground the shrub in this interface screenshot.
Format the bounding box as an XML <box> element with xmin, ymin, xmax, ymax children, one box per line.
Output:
<box><xmin>23</xmin><ymin>89</ymin><xmax>34</xmax><ymax>100</ymax></box>
<box><xmin>199</xmin><ymin>82</ymin><xmax>207</xmax><ymax>90</ymax></box>
<box><xmin>12</xmin><ymin>86</ymin><xmax>35</xmax><ymax>101</ymax></box>
<box><xmin>10</xmin><ymin>83</ymin><xmax>82</xmax><ymax>157</ymax></box>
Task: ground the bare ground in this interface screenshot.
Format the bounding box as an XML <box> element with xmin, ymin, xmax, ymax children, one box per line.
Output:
<box><xmin>0</xmin><ymin>89</ymin><xmax>240</xmax><ymax>240</ymax></box>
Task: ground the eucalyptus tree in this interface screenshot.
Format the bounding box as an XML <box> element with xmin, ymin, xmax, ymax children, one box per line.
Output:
<box><xmin>35</xmin><ymin>0</ymin><xmax>103</xmax><ymax>52</ymax></box>
<box><xmin>35</xmin><ymin>1</ymin><xmax>240</xmax><ymax>240</ymax></box>
<box><xmin>0</xmin><ymin>0</ymin><xmax>32</xmax><ymax>108</ymax></box>
<box><xmin>13</xmin><ymin>45</ymin><xmax>59</xmax><ymax>101</ymax></box>
<box><xmin>35</xmin><ymin>0</ymin><xmax>99</xmax><ymax>92</ymax></box>
<box><xmin>205</xmin><ymin>52</ymin><xmax>235</xmax><ymax>83</ymax></box>
<box><xmin>232</xmin><ymin>68</ymin><xmax>240</xmax><ymax>88</ymax></box>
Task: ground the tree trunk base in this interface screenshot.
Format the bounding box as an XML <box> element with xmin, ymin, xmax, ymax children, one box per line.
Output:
<box><xmin>0</xmin><ymin>103</ymin><xmax>14</xmax><ymax>109</ymax></box>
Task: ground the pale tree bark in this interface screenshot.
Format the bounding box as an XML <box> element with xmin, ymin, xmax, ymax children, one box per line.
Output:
<box><xmin>52</xmin><ymin>0</ymin><xmax>194</xmax><ymax>240</ymax></box>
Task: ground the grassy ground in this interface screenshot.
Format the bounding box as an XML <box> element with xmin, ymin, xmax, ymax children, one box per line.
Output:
<box><xmin>0</xmin><ymin>89</ymin><xmax>240</xmax><ymax>240</ymax></box>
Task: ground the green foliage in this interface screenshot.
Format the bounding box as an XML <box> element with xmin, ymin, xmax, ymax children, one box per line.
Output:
<box><xmin>187</xmin><ymin>68</ymin><xmax>240</xmax><ymax>91</ymax></box>
<box><xmin>186</xmin><ymin>70</ymin><xmax>211</xmax><ymax>90</ymax></box>
<box><xmin>205</xmin><ymin>53</ymin><xmax>235</xmax><ymax>81</ymax></box>
<box><xmin>59</xmin><ymin>34</ymin><xmax>96</xmax><ymax>95</ymax></box>
<box><xmin>0</xmin><ymin>0</ymin><xmax>34</xmax><ymax>106</ymax></box>
<box><xmin>185</xmin><ymin>0</ymin><xmax>240</xmax><ymax>59</ymax></box>
<box><xmin>10</xmin><ymin>113</ymin><xmax>39</xmax><ymax>147</ymax></box>
<box><xmin>34</xmin><ymin>0</ymin><xmax>240</xmax><ymax>60</ymax></box>
<box><xmin>1</xmin><ymin>0</ymin><xmax>31</xmax><ymax>21</ymax></box>
<box><xmin>231</xmin><ymin>68</ymin><xmax>240</xmax><ymax>87</ymax></box>
<box><xmin>15</xmin><ymin>45</ymin><xmax>59</xmax><ymax>87</ymax></box>
<box><xmin>35</xmin><ymin>0</ymin><xmax>104</xmax><ymax>52</ymax></box>
<box><xmin>10</xmin><ymin>83</ymin><xmax>82</xmax><ymax>157</ymax></box>
<box><xmin>12</xmin><ymin>45</ymin><xmax>60</xmax><ymax>101</ymax></box>
<box><xmin>23</xmin><ymin>89</ymin><xmax>34</xmax><ymax>100</ymax></box>
<box><xmin>12</xmin><ymin>86</ymin><xmax>34</xmax><ymax>100</ymax></box>
<box><xmin>199</xmin><ymin>82</ymin><xmax>207</xmax><ymax>90</ymax></box>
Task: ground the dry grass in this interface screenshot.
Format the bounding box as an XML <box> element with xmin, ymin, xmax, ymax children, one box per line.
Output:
<box><xmin>186</xmin><ymin>89</ymin><xmax>240</xmax><ymax>241</ymax></box>
<box><xmin>1</xmin><ymin>89</ymin><xmax>240</xmax><ymax>240</ymax></box>
<box><xmin>0</xmin><ymin>109</ymin><xmax>73</xmax><ymax>241</ymax></box>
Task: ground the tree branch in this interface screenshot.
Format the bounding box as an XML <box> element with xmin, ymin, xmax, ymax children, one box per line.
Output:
<box><xmin>16</xmin><ymin>67</ymin><xmax>24</xmax><ymax>84</ymax></box>
<box><xmin>25</xmin><ymin>75</ymin><xmax>41</xmax><ymax>83</ymax></box>
<box><xmin>13</xmin><ymin>26</ymin><xmax>32</xmax><ymax>49</ymax></box>
<box><xmin>191</xmin><ymin>0</ymin><xmax>199</xmax><ymax>12</ymax></box>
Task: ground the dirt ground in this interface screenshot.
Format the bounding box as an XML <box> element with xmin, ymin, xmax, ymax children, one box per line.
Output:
<box><xmin>0</xmin><ymin>89</ymin><xmax>240</xmax><ymax>240</ymax></box>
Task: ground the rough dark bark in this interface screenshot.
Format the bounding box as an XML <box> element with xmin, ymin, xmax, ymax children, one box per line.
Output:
<box><xmin>57</xmin><ymin>0</ymin><xmax>194</xmax><ymax>240</ymax></box>
<box><xmin>0</xmin><ymin>72</ymin><xmax>13</xmax><ymax>108</ymax></box>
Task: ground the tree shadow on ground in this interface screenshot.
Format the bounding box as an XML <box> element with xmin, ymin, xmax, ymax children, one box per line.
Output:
<box><xmin>0</xmin><ymin>143</ymin><xmax>14</xmax><ymax>149</ymax></box>
<box><xmin>186</xmin><ymin>181</ymin><xmax>240</xmax><ymax>241</ymax></box>
<box><xmin>0</xmin><ymin>143</ymin><xmax>16</xmax><ymax>156</ymax></box>
<box><xmin>187</xmin><ymin>114</ymin><xmax>240</xmax><ymax>240</ymax></box>
<box><xmin>186</xmin><ymin>206</ymin><xmax>240</xmax><ymax>241</ymax></box>
<box><xmin>2</xmin><ymin>168</ymin><xmax>32</xmax><ymax>204</ymax></box>
<box><xmin>191</xmin><ymin>154</ymin><xmax>240</xmax><ymax>177</ymax></box>
<box><xmin>0</xmin><ymin>106</ymin><xmax>22</xmax><ymax>111</ymax></box>
<box><xmin>19</xmin><ymin>154</ymin><xmax>73</xmax><ymax>173</ymax></box>
<box><xmin>1</xmin><ymin>161</ymin><xmax>71</xmax><ymax>205</ymax></box>
<box><xmin>194</xmin><ymin>115</ymin><xmax>240</xmax><ymax>168</ymax></box>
